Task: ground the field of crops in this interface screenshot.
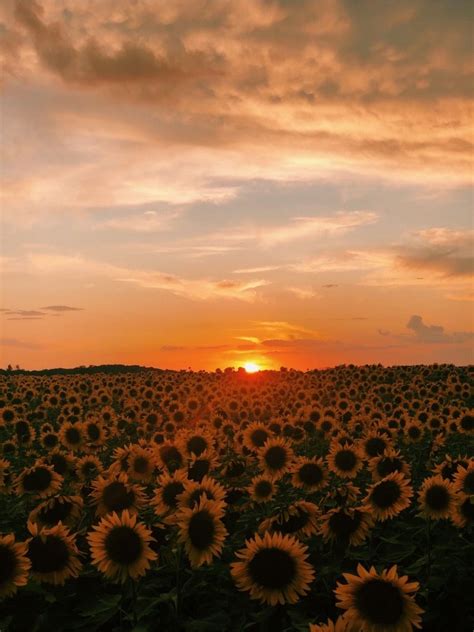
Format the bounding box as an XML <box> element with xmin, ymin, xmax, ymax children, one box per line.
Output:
<box><xmin>0</xmin><ymin>365</ymin><xmax>473</xmax><ymax>631</ymax></box>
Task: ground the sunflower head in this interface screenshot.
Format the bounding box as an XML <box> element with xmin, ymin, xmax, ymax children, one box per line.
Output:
<box><xmin>231</xmin><ymin>531</ymin><xmax>315</xmax><ymax>606</ymax></box>
<box><xmin>335</xmin><ymin>564</ymin><xmax>423</xmax><ymax>631</ymax></box>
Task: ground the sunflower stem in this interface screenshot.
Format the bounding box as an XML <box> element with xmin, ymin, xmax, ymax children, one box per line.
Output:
<box><xmin>426</xmin><ymin>518</ymin><xmax>432</xmax><ymax>586</ymax></box>
<box><xmin>175</xmin><ymin>543</ymin><xmax>183</xmax><ymax>626</ymax></box>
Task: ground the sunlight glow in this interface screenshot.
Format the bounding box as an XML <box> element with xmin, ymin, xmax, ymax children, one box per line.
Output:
<box><xmin>244</xmin><ymin>362</ymin><xmax>260</xmax><ymax>373</ymax></box>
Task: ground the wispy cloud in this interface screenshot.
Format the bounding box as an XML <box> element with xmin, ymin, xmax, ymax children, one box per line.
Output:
<box><xmin>26</xmin><ymin>253</ymin><xmax>268</xmax><ymax>302</ymax></box>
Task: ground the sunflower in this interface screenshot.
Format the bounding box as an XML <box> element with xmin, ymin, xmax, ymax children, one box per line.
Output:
<box><xmin>360</xmin><ymin>432</ymin><xmax>391</xmax><ymax>459</ymax></box>
<box><xmin>29</xmin><ymin>495</ymin><xmax>84</xmax><ymax>529</ymax></box>
<box><xmin>187</xmin><ymin>450</ymin><xmax>218</xmax><ymax>482</ymax></box>
<box><xmin>27</xmin><ymin>522</ymin><xmax>82</xmax><ymax>585</ymax></box>
<box><xmin>404</xmin><ymin>422</ymin><xmax>423</xmax><ymax>444</ymax></box>
<box><xmin>335</xmin><ymin>563</ymin><xmax>423</xmax><ymax>631</ymax></box>
<box><xmin>243</xmin><ymin>422</ymin><xmax>271</xmax><ymax>452</ymax></box>
<box><xmin>432</xmin><ymin>454</ymin><xmax>469</xmax><ymax>481</ymax></box>
<box><xmin>451</xmin><ymin>495</ymin><xmax>474</xmax><ymax>528</ymax></box>
<box><xmin>15</xmin><ymin>463</ymin><xmax>63</xmax><ymax>499</ymax></box>
<box><xmin>83</xmin><ymin>418</ymin><xmax>105</xmax><ymax>446</ymax></box>
<box><xmin>259</xmin><ymin>501</ymin><xmax>319</xmax><ymax>539</ymax></box>
<box><xmin>320</xmin><ymin>507</ymin><xmax>373</xmax><ymax>548</ymax></box>
<box><xmin>0</xmin><ymin>534</ymin><xmax>31</xmax><ymax>598</ymax></box>
<box><xmin>40</xmin><ymin>430</ymin><xmax>59</xmax><ymax>451</ymax></box>
<box><xmin>176</xmin><ymin>497</ymin><xmax>227</xmax><ymax>567</ymax></box>
<box><xmin>59</xmin><ymin>422</ymin><xmax>84</xmax><ymax>451</ymax></box>
<box><xmin>88</xmin><ymin>509</ymin><xmax>157</xmax><ymax>583</ymax></box>
<box><xmin>177</xmin><ymin>475</ymin><xmax>227</xmax><ymax>510</ymax></box>
<box><xmin>248</xmin><ymin>475</ymin><xmax>276</xmax><ymax>503</ymax></box>
<box><xmin>327</xmin><ymin>442</ymin><xmax>364</xmax><ymax>479</ymax></box>
<box><xmin>76</xmin><ymin>454</ymin><xmax>103</xmax><ymax>481</ymax></box>
<box><xmin>127</xmin><ymin>445</ymin><xmax>156</xmax><ymax>482</ymax></box>
<box><xmin>231</xmin><ymin>531</ymin><xmax>314</xmax><ymax>606</ymax></box>
<box><xmin>418</xmin><ymin>475</ymin><xmax>456</xmax><ymax>520</ymax></box>
<box><xmin>326</xmin><ymin>482</ymin><xmax>361</xmax><ymax>506</ymax></box>
<box><xmin>309</xmin><ymin>615</ymin><xmax>351</xmax><ymax>632</ymax></box>
<box><xmin>152</xmin><ymin>470</ymin><xmax>189</xmax><ymax>519</ymax></box>
<box><xmin>291</xmin><ymin>456</ymin><xmax>328</xmax><ymax>492</ymax></box>
<box><xmin>179</xmin><ymin>429</ymin><xmax>213</xmax><ymax>458</ymax></box>
<box><xmin>0</xmin><ymin>459</ymin><xmax>12</xmax><ymax>494</ymax></box>
<box><xmin>155</xmin><ymin>441</ymin><xmax>185</xmax><ymax>473</ymax></box>
<box><xmin>258</xmin><ymin>437</ymin><xmax>294</xmax><ymax>480</ymax></box>
<box><xmin>452</xmin><ymin>461</ymin><xmax>474</xmax><ymax>497</ymax></box>
<box><xmin>364</xmin><ymin>472</ymin><xmax>413</xmax><ymax>522</ymax></box>
<box><xmin>369</xmin><ymin>449</ymin><xmax>411</xmax><ymax>482</ymax></box>
<box><xmin>90</xmin><ymin>472</ymin><xmax>146</xmax><ymax>517</ymax></box>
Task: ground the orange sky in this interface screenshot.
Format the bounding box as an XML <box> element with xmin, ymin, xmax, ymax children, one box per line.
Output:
<box><xmin>0</xmin><ymin>0</ymin><xmax>473</xmax><ymax>370</ymax></box>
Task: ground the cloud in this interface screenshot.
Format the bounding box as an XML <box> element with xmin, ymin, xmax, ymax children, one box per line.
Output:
<box><xmin>97</xmin><ymin>209</ymin><xmax>182</xmax><ymax>232</ymax></box>
<box><xmin>26</xmin><ymin>252</ymin><xmax>268</xmax><ymax>302</ymax></box>
<box><xmin>14</xmin><ymin>0</ymin><xmax>223</xmax><ymax>89</ymax></box>
<box><xmin>259</xmin><ymin>211</ymin><xmax>377</xmax><ymax>246</ymax></box>
<box><xmin>394</xmin><ymin>228</ymin><xmax>474</xmax><ymax>279</ymax></box>
<box><xmin>3</xmin><ymin>309</ymin><xmax>45</xmax><ymax>317</ymax></box>
<box><xmin>42</xmin><ymin>305</ymin><xmax>84</xmax><ymax>311</ymax></box>
<box><xmin>0</xmin><ymin>337</ymin><xmax>41</xmax><ymax>348</ymax></box>
<box><xmin>406</xmin><ymin>315</ymin><xmax>473</xmax><ymax>344</ymax></box>
<box><xmin>4</xmin><ymin>0</ymin><xmax>471</xmax><ymax>186</ymax></box>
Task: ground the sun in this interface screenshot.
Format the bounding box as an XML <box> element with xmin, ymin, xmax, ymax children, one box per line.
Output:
<box><xmin>244</xmin><ymin>362</ymin><xmax>260</xmax><ymax>373</ymax></box>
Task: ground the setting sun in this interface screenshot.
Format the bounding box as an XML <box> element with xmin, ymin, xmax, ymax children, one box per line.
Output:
<box><xmin>243</xmin><ymin>361</ymin><xmax>260</xmax><ymax>373</ymax></box>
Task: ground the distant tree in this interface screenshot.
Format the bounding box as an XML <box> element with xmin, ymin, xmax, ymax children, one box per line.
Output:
<box><xmin>6</xmin><ymin>364</ymin><xmax>13</xmax><ymax>372</ymax></box>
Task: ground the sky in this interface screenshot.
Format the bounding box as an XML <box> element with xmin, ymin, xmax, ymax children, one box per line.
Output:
<box><xmin>0</xmin><ymin>0</ymin><xmax>473</xmax><ymax>370</ymax></box>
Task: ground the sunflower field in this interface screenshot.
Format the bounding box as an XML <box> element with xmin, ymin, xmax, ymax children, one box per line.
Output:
<box><xmin>0</xmin><ymin>364</ymin><xmax>473</xmax><ymax>631</ymax></box>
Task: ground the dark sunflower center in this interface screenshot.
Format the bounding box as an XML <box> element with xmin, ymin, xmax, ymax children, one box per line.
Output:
<box><xmin>377</xmin><ymin>458</ymin><xmax>403</xmax><ymax>477</ymax></box>
<box><xmin>408</xmin><ymin>426</ymin><xmax>421</xmax><ymax>439</ymax></box>
<box><xmin>248</xmin><ymin>547</ymin><xmax>296</xmax><ymax>589</ymax></box>
<box><xmin>2</xmin><ymin>410</ymin><xmax>14</xmax><ymax>422</ymax></box>
<box><xmin>133</xmin><ymin>457</ymin><xmax>149</xmax><ymax>474</ymax></box>
<box><xmin>43</xmin><ymin>434</ymin><xmax>58</xmax><ymax>448</ymax></box>
<box><xmin>335</xmin><ymin>450</ymin><xmax>357</xmax><ymax>472</ymax></box>
<box><xmin>460</xmin><ymin>415</ymin><xmax>473</xmax><ymax>431</ymax></box>
<box><xmin>22</xmin><ymin>467</ymin><xmax>53</xmax><ymax>492</ymax></box>
<box><xmin>38</xmin><ymin>500</ymin><xmax>73</xmax><ymax>525</ymax></box>
<box><xmin>86</xmin><ymin>424</ymin><xmax>100</xmax><ymax>441</ymax></box>
<box><xmin>81</xmin><ymin>461</ymin><xmax>98</xmax><ymax>476</ymax></box>
<box><xmin>51</xmin><ymin>454</ymin><xmax>68</xmax><ymax>475</ymax></box>
<box><xmin>28</xmin><ymin>535</ymin><xmax>70</xmax><ymax>573</ymax></box>
<box><xmin>328</xmin><ymin>510</ymin><xmax>362</xmax><ymax>539</ymax></box>
<box><xmin>105</xmin><ymin>526</ymin><xmax>143</xmax><ymax>565</ymax></box>
<box><xmin>365</xmin><ymin>437</ymin><xmax>386</xmax><ymax>457</ymax></box>
<box><xmin>160</xmin><ymin>446</ymin><xmax>183</xmax><ymax>471</ymax></box>
<box><xmin>225</xmin><ymin>461</ymin><xmax>245</xmax><ymax>478</ymax></box>
<box><xmin>264</xmin><ymin>446</ymin><xmax>287</xmax><ymax>470</ymax></box>
<box><xmin>102</xmin><ymin>482</ymin><xmax>135</xmax><ymax>511</ymax></box>
<box><xmin>425</xmin><ymin>484</ymin><xmax>450</xmax><ymax>511</ymax></box>
<box><xmin>188</xmin><ymin>459</ymin><xmax>210</xmax><ymax>482</ymax></box>
<box><xmin>460</xmin><ymin>498</ymin><xmax>474</xmax><ymax>521</ymax></box>
<box><xmin>162</xmin><ymin>482</ymin><xmax>185</xmax><ymax>508</ymax></box>
<box><xmin>371</xmin><ymin>480</ymin><xmax>401</xmax><ymax>508</ymax></box>
<box><xmin>0</xmin><ymin>544</ymin><xmax>17</xmax><ymax>584</ymax></box>
<box><xmin>188</xmin><ymin>510</ymin><xmax>215</xmax><ymax>550</ymax></box>
<box><xmin>15</xmin><ymin>421</ymin><xmax>30</xmax><ymax>437</ymax></box>
<box><xmin>251</xmin><ymin>429</ymin><xmax>269</xmax><ymax>448</ymax></box>
<box><xmin>66</xmin><ymin>427</ymin><xmax>81</xmax><ymax>444</ymax></box>
<box><xmin>255</xmin><ymin>480</ymin><xmax>272</xmax><ymax>497</ymax></box>
<box><xmin>278</xmin><ymin>508</ymin><xmax>310</xmax><ymax>534</ymax></box>
<box><xmin>187</xmin><ymin>436</ymin><xmax>207</xmax><ymax>456</ymax></box>
<box><xmin>355</xmin><ymin>579</ymin><xmax>404</xmax><ymax>625</ymax></box>
<box><xmin>298</xmin><ymin>463</ymin><xmax>323</xmax><ymax>485</ymax></box>
<box><xmin>463</xmin><ymin>471</ymin><xmax>474</xmax><ymax>494</ymax></box>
